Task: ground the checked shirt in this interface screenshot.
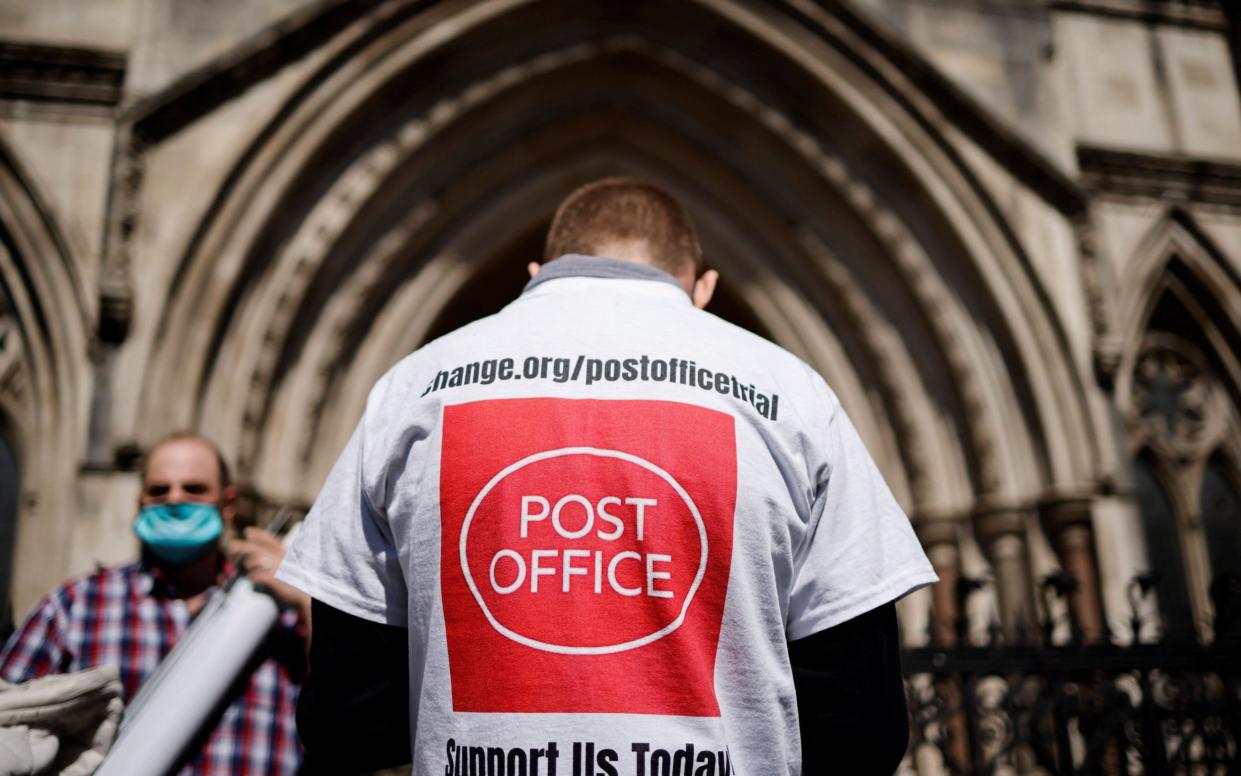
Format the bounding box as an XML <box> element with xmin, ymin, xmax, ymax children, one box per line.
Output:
<box><xmin>0</xmin><ymin>560</ymin><xmax>304</xmax><ymax>775</ymax></box>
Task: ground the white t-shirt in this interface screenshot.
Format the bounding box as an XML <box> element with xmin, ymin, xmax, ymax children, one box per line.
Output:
<box><xmin>278</xmin><ymin>255</ymin><xmax>937</xmax><ymax>775</ymax></box>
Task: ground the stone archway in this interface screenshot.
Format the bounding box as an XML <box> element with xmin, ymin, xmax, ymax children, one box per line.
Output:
<box><xmin>0</xmin><ymin>139</ymin><xmax>92</xmax><ymax>612</ymax></box>
<box><xmin>117</xmin><ymin>0</ymin><xmax>1104</xmax><ymax>635</ymax></box>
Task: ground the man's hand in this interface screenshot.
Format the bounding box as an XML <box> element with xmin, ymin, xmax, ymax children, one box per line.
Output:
<box><xmin>228</xmin><ymin>528</ymin><xmax>311</xmax><ymax>620</ymax></box>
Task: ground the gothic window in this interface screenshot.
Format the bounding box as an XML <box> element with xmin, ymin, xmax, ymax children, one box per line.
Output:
<box><xmin>1126</xmin><ymin>244</ymin><xmax>1241</xmax><ymax>640</ymax></box>
<box><xmin>1131</xmin><ymin>453</ymin><xmax>1195</xmax><ymax>638</ymax></box>
<box><xmin>1124</xmin><ymin>284</ymin><xmax>1238</xmax><ymax>640</ymax></box>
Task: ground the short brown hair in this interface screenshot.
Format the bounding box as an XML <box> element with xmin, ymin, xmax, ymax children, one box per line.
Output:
<box><xmin>141</xmin><ymin>431</ymin><xmax>232</xmax><ymax>489</ymax></box>
<box><xmin>544</xmin><ymin>177</ymin><xmax>703</xmax><ymax>275</ymax></box>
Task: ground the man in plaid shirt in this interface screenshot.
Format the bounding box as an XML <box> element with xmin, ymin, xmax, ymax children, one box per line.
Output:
<box><xmin>0</xmin><ymin>432</ymin><xmax>308</xmax><ymax>775</ymax></box>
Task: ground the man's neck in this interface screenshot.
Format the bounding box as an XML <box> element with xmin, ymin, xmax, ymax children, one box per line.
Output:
<box><xmin>157</xmin><ymin>546</ymin><xmax>223</xmax><ymax>598</ymax></box>
<box><xmin>589</xmin><ymin>242</ymin><xmax>695</xmax><ymax>293</ymax></box>
<box><xmin>526</xmin><ymin>255</ymin><xmax>684</xmax><ymax>293</ymax></box>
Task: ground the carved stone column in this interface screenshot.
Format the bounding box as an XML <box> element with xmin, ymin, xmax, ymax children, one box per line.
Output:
<box><xmin>916</xmin><ymin>516</ymin><xmax>962</xmax><ymax>645</ymax></box>
<box><xmin>914</xmin><ymin>514</ymin><xmax>971</xmax><ymax>775</ymax></box>
<box><xmin>974</xmin><ymin>503</ymin><xmax>1038</xmax><ymax>643</ymax></box>
<box><xmin>1040</xmin><ymin>494</ymin><xmax>1106</xmax><ymax>643</ymax></box>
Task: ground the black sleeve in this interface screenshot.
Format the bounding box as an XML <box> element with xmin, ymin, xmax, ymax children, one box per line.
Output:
<box><xmin>297</xmin><ymin>599</ymin><xmax>411</xmax><ymax>775</ymax></box>
<box><xmin>787</xmin><ymin>602</ymin><xmax>909</xmax><ymax>776</ymax></box>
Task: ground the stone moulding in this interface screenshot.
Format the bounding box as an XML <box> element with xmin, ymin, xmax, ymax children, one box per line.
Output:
<box><xmin>1078</xmin><ymin>146</ymin><xmax>1241</xmax><ymax>209</ymax></box>
<box><xmin>1047</xmin><ymin>0</ymin><xmax>1229</xmax><ymax>32</ymax></box>
<box><xmin>124</xmin><ymin>0</ymin><xmax>391</xmax><ymax>144</ymax></box>
<box><xmin>0</xmin><ymin>41</ymin><xmax>126</xmax><ymax>108</ymax></box>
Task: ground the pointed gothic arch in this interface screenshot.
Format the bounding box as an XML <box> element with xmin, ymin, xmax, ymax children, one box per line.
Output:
<box><xmin>1120</xmin><ymin>208</ymin><xmax>1241</xmax><ymax>393</ymax></box>
<box><xmin>1116</xmin><ymin>208</ymin><xmax>1241</xmax><ymax>640</ymax></box>
<box><xmin>0</xmin><ymin>138</ymin><xmax>92</xmax><ymax>610</ymax></box>
<box><xmin>124</xmin><ymin>0</ymin><xmax>1100</xmax><ymax>534</ymax></box>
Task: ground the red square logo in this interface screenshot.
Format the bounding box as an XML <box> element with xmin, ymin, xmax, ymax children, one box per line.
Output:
<box><xmin>440</xmin><ymin>399</ymin><xmax>737</xmax><ymax>716</ymax></box>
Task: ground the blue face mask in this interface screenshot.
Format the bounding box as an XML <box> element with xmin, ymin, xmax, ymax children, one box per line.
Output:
<box><xmin>134</xmin><ymin>503</ymin><xmax>224</xmax><ymax>565</ymax></box>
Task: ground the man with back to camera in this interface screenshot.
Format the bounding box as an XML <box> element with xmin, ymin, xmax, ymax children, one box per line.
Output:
<box><xmin>0</xmin><ymin>432</ymin><xmax>309</xmax><ymax>774</ymax></box>
<box><xmin>278</xmin><ymin>177</ymin><xmax>938</xmax><ymax>775</ymax></box>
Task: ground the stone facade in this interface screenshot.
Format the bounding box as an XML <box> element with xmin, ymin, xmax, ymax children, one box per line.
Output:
<box><xmin>0</xmin><ymin>0</ymin><xmax>1238</xmax><ymax>702</ymax></box>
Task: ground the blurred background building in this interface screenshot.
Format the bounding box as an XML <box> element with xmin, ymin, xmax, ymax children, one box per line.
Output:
<box><xmin>0</xmin><ymin>0</ymin><xmax>1238</xmax><ymax>772</ymax></box>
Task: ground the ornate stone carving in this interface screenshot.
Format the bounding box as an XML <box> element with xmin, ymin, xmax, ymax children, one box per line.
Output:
<box><xmin>799</xmin><ymin>230</ymin><xmax>933</xmax><ymax>504</ymax></box>
<box><xmin>1126</xmin><ymin>333</ymin><xmax>1227</xmax><ymax>460</ymax></box>
<box><xmin>1072</xmin><ymin>210</ymin><xmax>1122</xmax><ymax>387</ymax></box>
<box><xmin>296</xmin><ymin>200</ymin><xmax>438</xmax><ymax>469</ymax></box>
<box><xmin>98</xmin><ymin>129</ymin><xmax>143</xmax><ymax>344</ymax></box>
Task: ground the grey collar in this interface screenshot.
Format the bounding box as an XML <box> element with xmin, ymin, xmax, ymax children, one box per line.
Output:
<box><xmin>523</xmin><ymin>254</ymin><xmax>683</xmax><ymax>294</ymax></box>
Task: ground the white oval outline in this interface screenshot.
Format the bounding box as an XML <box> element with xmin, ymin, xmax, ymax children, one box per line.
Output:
<box><xmin>459</xmin><ymin>446</ymin><xmax>708</xmax><ymax>655</ymax></box>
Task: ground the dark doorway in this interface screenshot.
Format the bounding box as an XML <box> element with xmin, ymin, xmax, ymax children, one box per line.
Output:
<box><xmin>421</xmin><ymin>221</ymin><xmax>775</xmax><ymax>345</ymax></box>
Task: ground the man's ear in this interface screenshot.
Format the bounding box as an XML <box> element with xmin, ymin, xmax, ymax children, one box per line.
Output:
<box><xmin>692</xmin><ymin>269</ymin><xmax>719</xmax><ymax>310</ymax></box>
<box><xmin>220</xmin><ymin>485</ymin><xmax>238</xmax><ymax>527</ymax></box>
<box><xmin>527</xmin><ymin>261</ymin><xmax>541</xmax><ymax>279</ymax></box>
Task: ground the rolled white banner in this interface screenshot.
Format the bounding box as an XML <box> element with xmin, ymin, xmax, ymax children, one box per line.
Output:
<box><xmin>95</xmin><ymin>577</ymin><xmax>280</xmax><ymax>776</ymax></box>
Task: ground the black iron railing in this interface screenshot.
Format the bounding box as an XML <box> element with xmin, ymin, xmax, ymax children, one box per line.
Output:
<box><xmin>901</xmin><ymin>576</ymin><xmax>1241</xmax><ymax>775</ymax></box>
